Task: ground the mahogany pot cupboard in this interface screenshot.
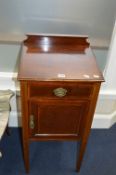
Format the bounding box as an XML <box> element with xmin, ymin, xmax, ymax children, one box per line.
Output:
<box><xmin>18</xmin><ymin>35</ymin><xmax>104</xmax><ymax>173</ymax></box>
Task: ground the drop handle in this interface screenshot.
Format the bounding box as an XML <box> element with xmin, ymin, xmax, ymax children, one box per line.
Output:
<box><xmin>29</xmin><ymin>115</ymin><xmax>35</xmax><ymax>129</ymax></box>
<box><xmin>53</xmin><ymin>87</ymin><xmax>67</xmax><ymax>97</ymax></box>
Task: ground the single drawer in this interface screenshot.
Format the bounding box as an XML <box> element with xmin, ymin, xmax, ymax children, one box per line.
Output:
<box><xmin>28</xmin><ymin>82</ymin><xmax>94</xmax><ymax>99</ymax></box>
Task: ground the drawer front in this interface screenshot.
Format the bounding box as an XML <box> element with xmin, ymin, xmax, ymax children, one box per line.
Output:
<box><xmin>28</xmin><ymin>82</ymin><xmax>94</xmax><ymax>99</ymax></box>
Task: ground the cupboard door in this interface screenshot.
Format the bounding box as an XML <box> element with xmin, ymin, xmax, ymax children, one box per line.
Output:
<box><xmin>29</xmin><ymin>100</ymin><xmax>89</xmax><ymax>137</ymax></box>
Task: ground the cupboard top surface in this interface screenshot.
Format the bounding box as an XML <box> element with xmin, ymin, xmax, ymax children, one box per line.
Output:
<box><xmin>18</xmin><ymin>35</ymin><xmax>104</xmax><ymax>82</ymax></box>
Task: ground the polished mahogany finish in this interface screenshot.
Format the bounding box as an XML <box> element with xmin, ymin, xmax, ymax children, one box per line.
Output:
<box><xmin>18</xmin><ymin>34</ymin><xmax>104</xmax><ymax>173</ymax></box>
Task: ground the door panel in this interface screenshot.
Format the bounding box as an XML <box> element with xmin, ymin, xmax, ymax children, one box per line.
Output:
<box><xmin>29</xmin><ymin>100</ymin><xmax>89</xmax><ymax>137</ymax></box>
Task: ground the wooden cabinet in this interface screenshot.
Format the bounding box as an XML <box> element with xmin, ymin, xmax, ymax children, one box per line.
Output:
<box><xmin>18</xmin><ymin>35</ymin><xmax>104</xmax><ymax>173</ymax></box>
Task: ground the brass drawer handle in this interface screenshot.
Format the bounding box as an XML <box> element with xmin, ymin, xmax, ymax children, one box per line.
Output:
<box><xmin>53</xmin><ymin>87</ymin><xmax>67</xmax><ymax>97</ymax></box>
<box><xmin>29</xmin><ymin>115</ymin><xmax>35</xmax><ymax>129</ymax></box>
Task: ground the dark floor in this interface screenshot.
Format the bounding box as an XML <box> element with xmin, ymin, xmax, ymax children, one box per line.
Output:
<box><xmin>0</xmin><ymin>124</ymin><xmax>116</xmax><ymax>175</ymax></box>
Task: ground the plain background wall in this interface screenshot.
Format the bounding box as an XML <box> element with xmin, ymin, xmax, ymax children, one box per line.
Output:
<box><xmin>0</xmin><ymin>0</ymin><xmax>116</xmax><ymax>42</ymax></box>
